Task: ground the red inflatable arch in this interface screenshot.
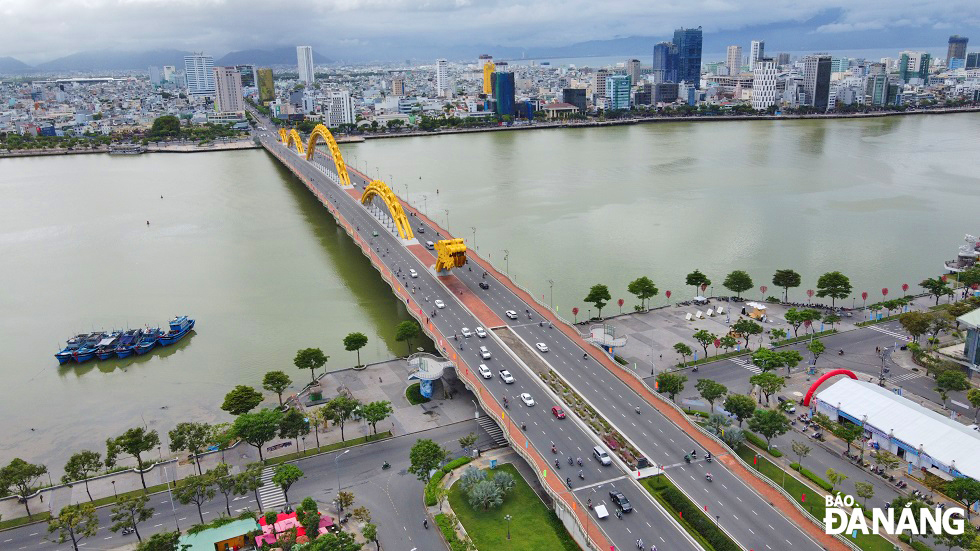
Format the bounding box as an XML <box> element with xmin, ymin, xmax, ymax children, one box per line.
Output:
<box><xmin>803</xmin><ymin>369</ymin><xmax>858</xmax><ymax>407</ymax></box>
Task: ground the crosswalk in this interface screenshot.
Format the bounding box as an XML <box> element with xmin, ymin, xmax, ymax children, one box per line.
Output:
<box><xmin>730</xmin><ymin>357</ymin><xmax>762</xmax><ymax>374</ymax></box>
<box><xmin>890</xmin><ymin>372</ymin><xmax>923</xmax><ymax>384</ymax></box>
<box><xmin>476</xmin><ymin>415</ymin><xmax>508</xmax><ymax>448</ymax></box>
<box><xmin>868</xmin><ymin>325</ymin><xmax>910</xmax><ymax>340</ymax></box>
<box><xmin>257</xmin><ymin>466</ymin><xmax>287</xmax><ymax>511</ymax></box>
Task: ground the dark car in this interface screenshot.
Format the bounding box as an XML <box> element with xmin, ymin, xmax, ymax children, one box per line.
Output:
<box><xmin>479</xmin><ymin>281</ymin><xmax>490</xmax><ymax>289</ymax></box>
<box><xmin>609</xmin><ymin>490</ymin><xmax>632</xmax><ymax>513</ymax></box>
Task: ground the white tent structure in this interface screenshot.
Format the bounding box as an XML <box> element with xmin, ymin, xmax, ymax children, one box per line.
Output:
<box><xmin>813</xmin><ymin>378</ymin><xmax>980</xmax><ymax>481</ymax></box>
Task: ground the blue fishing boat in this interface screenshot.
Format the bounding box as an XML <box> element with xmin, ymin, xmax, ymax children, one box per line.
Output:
<box><xmin>113</xmin><ymin>329</ymin><xmax>143</xmax><ymax>358</ymax></box>
<box><xmin>134</xmin><ymin>328</ymin><xmax>162</xmax><ymax>355</ymax></box>
<box><xmin>72</xmin><ymin>333</ymin><xmax>104</xmax><ymax>363</ymax></box>
<box><xmin>55</xmin><ymin>334</ymin><xmax>87</xmax><ymax>364</ymax></box>
<box><xmin>94</xmin><ymin>331</ymin><xmax>122</xmax><ymax>360</ymax></box>
<box><xmin>158</xmin><ymin>316</ymin><xmax>195</xmax><ymax>346</ymax></box>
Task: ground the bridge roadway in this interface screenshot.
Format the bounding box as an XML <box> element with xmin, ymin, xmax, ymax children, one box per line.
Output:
<box><xmin>256</xmin><ymin>121</ymin><xmax>833</xmax><ymax>551</ymax></box>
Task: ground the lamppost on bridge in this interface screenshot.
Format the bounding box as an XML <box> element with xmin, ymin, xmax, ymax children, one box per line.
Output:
<box><xmin>471</xmin><ymin>226</ymin><xmax>476</xmax><ymax>250</ymax></box>
<box><xmin>548</xmin><ymin>279</ymin><xmax>554</xmax><ymax>310</ymax></box>
<box><xmin>444</xmin><ymin>209</ymin><xmax>450</xmax><ymax>232</ymax></box>
<box><xmin>503</xmin><ymin>250</ymin><xmax>510</xmax><ymax>275</ymax></box>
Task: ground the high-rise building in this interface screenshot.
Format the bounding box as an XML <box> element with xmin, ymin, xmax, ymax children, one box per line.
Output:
<box><xmin>212</xmin><ymin>66</ymin><xmax>244</xmax><ymax>115</ymax></box>
<box><xmin>967</xmin><ymin>52</ymin><xmax>980</xmax><ymax>69</ymax></box>
<box><xmin>562</xmin><ymin>88</ymin><xmax>587</xmax><ymax>112</ymax></box>
<box><xmin>776</xmin><ymin>53</ymin><xmax>790</xmax><ymax>66</ymax></box>
<box><xmin>727</xmin><ymin>45</ymin><xmax>743</xmax><ymax>75</ymax></box>
<box><xmin>235</xmin><ymin>64</ymin><xmax>257</xmax><ymax>88</ymax></box>
<box><xmin>592</xmin><ymin>69</ymin><xmax>611</xmax><ymax>100</ymax></box>
<box><xmin>831</xmin><ymin>57</ymin><xmax>849</xmax><ymax>73</ymax></box>
<box><xmin>479</xmin><ymin>55</ymin><xmax>495</xmax><ymax>95</ymax></box>
<box><xmin>898</xmin><ymin>51</ymin><xmax>931</xmax><ymax>82</ymax></box>
<box><xmin>865</xmin><ymin>72</ymin><xmax>888</xmax><ymax>106</ymax></box>
<box><xmin>652</xmin><ymin>42</ymin><xmax>674</xmax><ymax>83</ymax></box>
<box><xmin>257</xmin><ymin>68</ymin><xmax>275</xmax><ymax>102</ymax></box>
<box><xmin>626</xmin><ymin>59</ymin><xmax>641</xmax><ymax>85</ymax></box>
<box><xmin>326</xmin><ymin>90</ymin><xmax>355</xmax><ymax>127</ymax></box>
<box><xmin>435</xmin><ymin>59</ymin><xmax>450</xmax><ymax>98</ymax></box>
<box><xmin>802</xmin><ymin>54</ymin><xmax>832</xmax><ymax>111</ymax></box>
<box><xmin>751</xmin><ymin>58</ymin><xmax>778</xmax><ymax>111</ymax></box>
<box><xmin>605</xmin><ymin>75</ymin><xmax>631</xmax><ymax>110</ymax></box>
<box><xmin>391</xmin><ymin>77</ymin><xmax>405</xmax><ymax>96</ymax></box>
<box><xmin>148</xmin><ymin>66</ymin><xmax>162</xmax><ymax>86</ymax></box>
<box><xmin>948</xmin><ymin>35</ymin><xmax>969</xmax><ymax>63</ymax></box>
<box><xmin>162</xmin><ymin>65</ymin><xmax>176</xmax><ymax>83</ymax></box>
<box><xmin>183</xmin><ymin>53</ymin><xmax>215</xmax><ymax>96</ymax></box>
<box><xmin>673</xmin><ymin>27</ymin><xmax>703</xmax><ymax>88</ymax></box>
<box><xmin>296</xmin><ymin>46</ymin><xmax>314</xmax><ymax>85</ymax></box>
<box><xmin>749</xmin><ymin>41</ymin><xmax>765</xmax><ymax>68</ymax></box>
<box><xmin>494</xmin><ymin>72</ymin><xmax>515</xmax><ymax>117</ymax></box>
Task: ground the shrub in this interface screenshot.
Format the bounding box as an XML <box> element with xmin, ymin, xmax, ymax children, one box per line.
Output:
<box><xmin>424</xmin><ymin>457</ymin><xmax>472</xmax><ymax>506</ymax></box>
<box><xmin>658</xmin><ymin>484</ymin><xmax>740</xmax><ymax>551</ymax></box>
<box><xmin>790</xmin><ymin>463</ymin><xmax>834</xmax><ymax>492</ymax></box>
<box><xmin>745</xmin><ymin>431</ymin><xmax>783</xmax><ymax>457</ymax></box>
<box><xmin>898</xmin><ymin>534</ymin><xmax>936</xmax><ymax>551</ymax></box>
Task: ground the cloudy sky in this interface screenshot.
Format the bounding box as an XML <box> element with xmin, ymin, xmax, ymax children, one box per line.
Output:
<box><xmin>3</xmin><ymin>0</ymin><xmax>979</xmax><ymax>63</ymax></box>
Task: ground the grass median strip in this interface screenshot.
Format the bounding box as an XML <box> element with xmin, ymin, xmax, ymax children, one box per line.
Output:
<box><xmin>641</xmin><ymin>474</ymin><xmax>739</xmax><ymax>551</ymax></box>
<box><xmin>265</xmin><ymin>431</ymin><xmax>393</xmax><ymax>465</ymax></box>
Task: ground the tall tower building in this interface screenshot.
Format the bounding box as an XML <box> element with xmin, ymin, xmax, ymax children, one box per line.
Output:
<box><xmin>391</xmin><ymin>77</ymin><xmax>405</xmax><ymax>96</ymax></box>
<box><xmin>593</xmin><ymin>69</ymin><xmax>611</xmax><ymax>100</ymax></box>
<box><xmin>673</xmin><ymin>27</ymin><xmax>703</xmax><ymax>88</ymax></box>
<box><xmin>296</xmin><ymin>46</ymin><xmax>314</xmax><ymax>85</ymax></box>
<box><xmin>493</xmin><ymin>72</ymin><xmax>515</xmax><ymax>116</ymax></box>
<box><xmin>162</xmin><ymin>65</ymin><xmax>176</xmax><ymax>83</ymax></box>
<box><xmin>212</xmin><ymin>66</ymin><xmax>244</xmax><ymax>115</ymax></box>
<box><xmin>626</xmin><ymin>59</ymin><xmax>641</xmax><ymax>85</ymax></box>
<box><xmin>948</xmin><ymin>35</ymin><xmax>969</xmax><ymax>63</ymax></box>
<box><xmin>749</xmin><ymin>41</ymin><xmax>765</xmax><ymax>67</ymax></box>
<box><xmin>652</xmin><ymin>42</ymin><xmax>674</xmax><ymax>83</ymax></box>
<box><xmin>257</xmin><ymin>68</ymin><xmax>275</xmax><ymax>102</ymax></box>
<box><xmin>898</xmin><ymin>51</ymin><xmax>931</xmax><ymax>82</ymax></box>
<box><xmin>605</xmin><ymin>75</ymin><xmax>631</xmax><ymax>110</ymax></box>
<box><xmin>435</xmin><ymin>59</ymin><xmax>450</xmax><ymax>97</ymax></box>
<box><xmin>482</xmin><ymin>61</ymin><xmax>496</xmax><ymax>95</ymax></box>
<box><xmin>802</xmin><ymin>54</ymin><xmax>832</xmax><ymax>111</ymax></box>
<box><xmin>183</xmin><ymin>53</ymin><xmax>215</xmax><ymax>96</ymax></box>
<box><xmin>751</xmin><ymin>58</ymin><xmax>777</xmax><ymax>110</ymax></box>
<box><xmin>726</xmin><ymin>45</ymin><xmax>743</xmax><ymax>75</ymax></box>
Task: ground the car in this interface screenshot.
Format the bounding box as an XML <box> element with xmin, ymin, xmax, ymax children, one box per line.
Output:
<box><xmin>480</xmin><ymin>346</ymin><xmax>491</xmax><ymax>359</ymax></box>
<box><xmin>409</xmin><ymin>269</ymin><xmax>418</xmax><ymax>278</ymax></box>
<box><xmin>777</xmin><ymin>395</ymin><xmax>797</xmax><ymax>413</ymax></box>
<box><xmin>609</xmin><ymin>490</ymin><xmax>633</xmax><ymax>513</ymax></box>
<box><xmin>505</xmin><ymin>310</ymin><xmax>518</xmax><ymax>319</ymax></box>
<box><xmin>479</xmin><ymin>281</ymin><xmax>490</xmax><ymax>290</ymax></box>
<box><xmin>535</xmin><ymin>342</ymin><xmax>549</xmax><ymax>352</ymax></box>
<box><xmin>498</xmin><ymin>370</ymin><xmax>514</xmax><ymax>383</ymax></box>
<box><xmin>551</xmin><ymin>406</ymin><xmax>565</xmax><ymax>419</ymax></box>
<box><xmin>475</xmin><ymin>327</ymin><xmax>487</xmax><ymax>338</ymax></box>
<box><xmin>435</xmin><ymin>300</ymin><xmax>445</xmax><ymax>309</ymax></box>
<box><xmin>478</xmin><ymin>364</ymin><xmax>492</xmax><ymax>379</ymax></box>
<box><xmin>461</xmin><ymin>327</ymin><xmax>472</xmax><ymax>338</ymax></box>
<box><xmin>519</xmin><ymin>393</ymin><xmax>535</xmax><ymax>406</ymax></box>
<box><xmin>417</xmin><ymin>226</ymin><xmax>424</xmax><ymax>233</ymax></box>
<box><xmin>593</xmin><ymin>446</ymin><xmax>612</xmax><ymax>466</ymax></box>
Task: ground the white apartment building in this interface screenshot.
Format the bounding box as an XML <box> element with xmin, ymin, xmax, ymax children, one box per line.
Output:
<box><xmin>727</xmin><ymin>45</ymin><xmax>743</xmax><ymax>75</ymax></box>
<box><xmin>162</xmin><ymin>65</ymin><xmax>176</xmax><ymax>83</ymax></box>
<box><xmin>297</xmin><ymin>46</ymin><xmax>315</xmax><ymax>85</ymax></box>
<box><xmin>435</xmin><ymin>59</ymin><xmax>450</xmax><ymax>97</ymax></box>
<box><xmin>184</xmin><ymin>54</ymin><xmax>215</xmax><ymax>96</ymax></box>
<box><xmin>752</xmin><ymin>59</ymin><xmax>778</xmax><ymax>110</ymax></box>
<box><xmin>212</xmin><ymin>66</ymin><xmax>244</xmax><ymax>115</ymax></box>
<box><xmin>326</xmin><ymin>90</ymin><xmax>355</xmax><ymax>127</ymax></box>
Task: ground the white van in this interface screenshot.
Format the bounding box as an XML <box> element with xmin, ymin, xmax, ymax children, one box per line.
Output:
<box><xmin>593</xmin><ymin>446</ymin><xmax>612</xmax><ymax>466</ymax></box>
<box><xmin>479</xmin><ymin>346</ymin><xmax>491</xmax><ymax>360</ymax></box>
<box><xmin>425</xmin><ymin>241</ymin><xmax>435</xmax><ymax>250</ymax></box>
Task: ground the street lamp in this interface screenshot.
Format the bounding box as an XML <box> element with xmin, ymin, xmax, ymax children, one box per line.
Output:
<box><xmin>471</xmin><ymin>226</ymin><xmax>476</xmax><ymax>250</ymax></box>
<box><xmin>503</xmin><ymin>250</ymin><xmax>510</xmax><ymax>275</ymax></box>
<box><xmin>471</xmin><ymin>399</ymin><xmax>479</xmax><ymax>420</ymax></box>
<box><xmin>111</xmin><ymin>480</ymin><xmax>117</xmax><ymax>499</ymax></box>
<box><xmin>548</xmin><ymin>279</ymin><xmax>554</xmax><ymax>309</ymax></box>
<box><xmin>444</xmin><ymin>209</ymin><xmax>450</xmax><ymax>232</ymax></box>
<box><xmin>335</xmin><ymin>449</ymin><xmax>351</xmax><ymax>498</ymax></box>
<box><xmin>504</xmin><ymin>514</ymin><xmax>512</xmax><ymax>539</ymax></box>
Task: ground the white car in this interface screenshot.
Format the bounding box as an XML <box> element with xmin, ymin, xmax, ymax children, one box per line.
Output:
<box><xmin>478</xmin><ymin>364</ymin><xmax>492</xmax><ymax>379</ymax></box>
<box><xmin>461</xmin><ymin>327</ymin><xmax>472</xmax><ymax>338</ymax></box>
<box><xmin>475</xmin><ymin>327</ymin><xmax>487</xmax><ymax>338</ymax></box>
<box><xmin>520</xmin><ymin>393</ymin><xmax>535</xmax><ymax>406</ymax></box>
<box><xmin>535</xmin><ymin>342</ymin><xmax>549</xmax><ymax>352</ymax></box>
<box><xmin>409</xmin><ymin>269</ymin><xmax>418</xmax><ymax>278</ymax></box>
<box><xmin>505</xmin><ymin>310</ymin><xmax>518</xmax><ymax>320</ymax></box>
<box><xmin>435</xmin><ymin>300</ymin><xmax>445</xmax><ymax>309</ymax></box>
<box><xmin>499</xmin><ymin>370</ymin><xmax>515</xmax><ymax>384</ymax></box>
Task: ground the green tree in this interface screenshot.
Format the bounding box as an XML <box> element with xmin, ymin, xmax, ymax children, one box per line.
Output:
<box><xmin>768</xmin><ymin>328</ymin><xmax>787</xmax><ymax>343</ymax></box>
<box><xmin>323</xmin><ymin>395</ymin><xmax>361</xmax><ymax>442</ymax></box>
<box><xmin>832</xmin><ymin>423</ymin><xmax>863</xmax><ymax>455</ymax></box>
<box><xmin>306</xmin><ymin>529</ymin><xmax>362</xmax><ymax>551</ymax></box>
<box><xmin>779</xmin><ymin>349</ymin><xmax>804</xmax><ymax>374</ymax></box>
<box><xmin>62</xmin><ymin>450</ymin><xmax>102</xmax><ymax>502</ymax></box>
<box><xmin>784</xmin><ymin>308</ymin><xmax>820</xmax><ymax>337</ymax></box>
<box><xmin>899</xmin><ymin>311</ymin><xmax>933</xmax><ymax>342</ymax></box>
<box><xmin>48</xmin><ymin>503</ymin><xmax>98</xmax><ymax>551</ymax></box>
<box><xmin>298</xmin><ymin>497</ymin><xmax>323</xmax><ymax>539</ymax></box>
<box><xmin>236</xmin><ymin>464</ymin><xmax>264</xmax><ymax>512</ymax></box>
<box><xmin>106</xmin><ymin>427</ymin><xmax>159</xmax><ymax>490</ymax></box>
<box><xmin>272</xmin><ymin>464</ymin><xmax>304</xmax><ymax>508</ymax></box>
<box><xmin>815</xmin><ymin>271</ymin><xmax>852</xmax><ymax>307</ymax></box>
<box><xmin>934</xmin><ymin>524</ymin><xmax>976</xmax><ymax>551</ymax></box>
<box><xmin>221</xmin><ymin>385</ymin><xmax>264</xmax><ymax>416</ymax></box>
<box><xmin>772</xmin><ymin>269</ymin><xmax>802</xmax><ymax>302</ymax></box>
<box><xmin>807</xmin><ymin>338</ymin><xmax>826</xmax><ymax>368</ymax></box>
<box><xmin>336</xmin><ymin>489</ymin><xmax>355</xmax><ymax>512</ymax></box>
<box><xmin>394</xmin><ymin>321</ymin><xmax>421</xmax><ymax>355</ymax></box>
<box><xmin>173</xmin><ymin>471</ymin><xmax>216</xmax><ymax>524</ymax></box>
<box><xmin>627</xmin><ymin>276</ymin><xmax>659</xmax><ymax>310</ymax></box>
<box><xmin>685</xmin><ymin>269</ymin><xmax>711</xmax><ymax>297</ymax></box>
<box><xmin>148</xmin><ymin>115</ymin><xmax>181</xmax><ymax>138</ymax></box>
<box><xmin>408</xmin><ymin>438</ymin><xmax>449</xmax><ymax>482</ymax></box>
<box><xmin>929</xmin><ymin>312</ymin><xmax>954</xmax><ymax>346</ymax></box>
<box><xmin>363</xmin><ymin>522</ymin><xmax>379</xmax><ymax>550</ymax></box>
<box><xmin>724</xmin><ymin>394</ymin><xmax>756</xmax><ymax>427</ymax></box>
<box><xmin>208</xmin><ymin>463</ymin><xmax>238</xmax><ymax>516</ymax></box>
<box><xmin>749</xmin><ymin>372</ymin><xmax>786</xmax><ymax>404</ymax></box>
<box><xmin>359</xmin><ymin>400</ymin><xmax>393</xmax><ymax>437</ymax></box>
<box><xmin>232</xmin><ymin>408</ymin><xmax>283</xmax><ymax>462</ymax></box>
<box><xmin>722</xmin><ymin>270</ymin><xmax>753</xmax><ymax>298</ymax></box>
<box><xmin>692</xmin><ymin>329</ymin><xmax>717</xmax><ymax>358</ymax></box>
<box><xmin>822</xmin><ymin>312</ymin><xmax>841</xmax><ymax>330</ymax></box>
<box><xmin>135</xmin><ymin>531</ymin><xmax>181</xmax><ymax>551</ymax></box>
<box><xmin>351</xmin><ymin>505</ymin><xmax>372</xmax><ymax>523</ymax></box>
<box><xmin>262</xmin><ymin>371</ymin><xmax>292</xmax><ymax>406</ymax></box>
<box><xmin>719</xmin><ymin>335</ymin><xmax>738</xmax><ymax>353</ymax></box>
<box><xmin>458</xmin><ymin>432</ymin><xmax>478</xmax><ymax>452</ymax></box>
<box><xmin>695</xmin><ymin>379</ymin><xmax>727</xmax><ymax>412</ymax></box>
<box><xmin>935</xmin><ymin>370</ymin><xmax>969</xmax><ymax>409</ymax></box>
<box><xmin>294</xmin><ymin>347</ymin><xmax>329</xmax><ymax>385</ymax></box>
<box><xmin>109</xmin><ymin>492</ymin><xmax>154</xmax><ymax>542</ymax></box>
<box><xmin>791</xmin><ymin>440</ymin><xmax>812</xmax><ymax>470</ymax></box>
<box><xmin>748</xmin><ymin>409</ymin><xmax>790</xmax><ymax>449</ymax></box>
<box><xmin>168</xmin><ymin>422</ymin><xmax>213</xmax><ymax>475</ymax></box>
<box><xmin>583</xmin><ymin>284</ymin><xmax>612</xmax><ymax>318</ymax></box>
<box><xmin>732</xmin><ymin>318</ymin><xmax>763</xmax><ymax>348</ymax></box>
<box><xmin>750</xmin><ymin>348</ymin><xmax>781</xmax><ymax>373</ymax></box>
<box><xmin>944</xmin><ymin>477</ymin><xmax>980</xmax><ymax>520</ymax></box>
<box><xmin>854</xmin><ymin>481</ymin><xmax>874</xmax><ymax>506</ymax></box>
<box><xmin>968</xmin><ymin>388</ymin><xmax>980</xmax><ymax>422</ymax></box>
<box><xmin>343</xmin><ymin>332</ymin><xmax>369</xmax><ymax>366</ymax></box>
<box><xmin>920</xmin><ymin>277</ymin><xmax>953</xmax><ymax>305</ymax></box>
<box><xmin>279</xmin><ymin>408</ymin><xmax>311</xmax><ymax>451</ymax></box>
<box><xmin>673</xmin><ymin>342</ymin><xmax>693</xmax><ymax>365</ymax></box>
<box><xmin>826</xmin><ymin>468</ymin><xmax>848</xmax><ymax>492</ymax></box>
<box><xmin>655</xmin><ymin>372</ymin><xmax>687</xmax><ymax>402</ymax></box>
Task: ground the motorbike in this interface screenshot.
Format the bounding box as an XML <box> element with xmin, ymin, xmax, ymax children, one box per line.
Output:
<box><xmin>684</xmin><ymin>454</ymin><xmax>691</xmax><ymax>463</ymax></box>
<box><xmin>839</xmin><ymin>349</ymin><xmax>844</xmax><ymax>356</ymax></box>
<box><xmin>551</xmin><ymin>445</ymin><xmax>557</xmax><ymax>454</ymax></box>
<box><xmin>568</xmin><ymin>456</ymin><xmax>574</xmax><ymax>466</ymax></box>
<box><xmin>587</xmin><ymin>499</ymin><xmax>593</xmax><ymax>510</ymax></box>
<box><xmin>578</xmin><ymin>470</ymin><xmax>585</xmax><ymax>480</ymax></box>
<box><xmin>382</xmin><ymin>461</ymin><xmax>391</xmax><ymax>470</ymax></box>
<box><xmin>555</xmin><ymin>459</ymin><xmax>561</xmax><ymax>470</ymax></box>
<box><xmin>566</xmin><ymin>477</ymin><xmax>572</xmax><ymax>488</ymax></box>
<box><xmin>577</xmin><ymin>457</ymin><xmax>583</xmax><ymax>466</ymax></box>
<box><xmin>705</xmin><ymin>455</ymin><xmax>712</xmax><ymax>463</ymax></box>
<box><xmin>705</xmin><ymin>474</ymin><xmax>713</xmax><ymax>482</ymax></box>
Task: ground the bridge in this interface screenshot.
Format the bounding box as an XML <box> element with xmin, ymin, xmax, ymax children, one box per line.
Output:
<box><xmin>250</xmin><ymin>112</ymin><xmax>851</xmax><ymax>551</ymax></box>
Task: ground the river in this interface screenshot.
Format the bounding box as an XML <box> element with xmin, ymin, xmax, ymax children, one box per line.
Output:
<box><xmin>1</xmin><ymin>113</ymin><xmax>978</xmax><ymax>473</ymax></box>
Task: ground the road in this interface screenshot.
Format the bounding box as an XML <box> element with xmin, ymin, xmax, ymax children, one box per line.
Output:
<box><xmin>255</xmin><ymin>117</ymin><xmax>829</xmax><ymax>551</ymax></box>
<box><xmin>1</xmin><ymin>421</ymin><xmax>492</xmax><ymax>551</ymax></box>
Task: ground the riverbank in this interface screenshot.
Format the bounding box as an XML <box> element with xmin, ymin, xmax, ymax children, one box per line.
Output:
<box><xmin>359</xmin><ymin>105</ymin><xmax>980</xmax><ymax>140</ymax></box>
<box><xmin>0</xmin><ymin>138</ymin><xmax>257</xmax><ymax>158</ymax></box>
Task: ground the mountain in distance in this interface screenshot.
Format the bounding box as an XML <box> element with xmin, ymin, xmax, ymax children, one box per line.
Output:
<box><xmin>35</xmin><ymin>49</ymin><xmax>193</xmax><ymax>72</ymax></box>
<box><xmin>0</xmin><ymin>56</ymin><xmax>32</xmax><ymax>74</ymax></box>
<box><xmin>216</xmin><ymin>46</ymin><xmax>332</xmax><ymax>66</ymax></box>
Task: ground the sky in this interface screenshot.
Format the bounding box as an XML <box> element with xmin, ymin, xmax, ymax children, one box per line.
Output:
<box><xmin>2</xmin><ymin>0</ymin><xmax>980</xmax><ymax>64</ymax></box>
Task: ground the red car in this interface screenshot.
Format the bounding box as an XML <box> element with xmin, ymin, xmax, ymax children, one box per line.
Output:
<box><xmin>551</xmin><ymin>406</ymin><xmax>566</xmax><ymax>419</ymax></box>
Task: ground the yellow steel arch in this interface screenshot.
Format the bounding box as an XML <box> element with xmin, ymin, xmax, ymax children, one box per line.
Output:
<box><xmin>305</xmin><ymin>124</ymin><xmax>353</xmax><ymax>187</ymax></box>
<box><xmin>279</xmin><ymin>128</ymin><xmax>288</xmax><ymax>143</ymax></box>
<box><xmin>285</xmin><ymin>129</ymin><xmax>305</xmax><ymax>154</ymax></box>
<box><xmin>434</xmin><ymin>238</ymin><xmax>467</xmax><ymax>273</ymax></box>
<box><xmin>361</xmin><ymin>180</ymin><xmax>414</xmax><ymax>240</ymax></box>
